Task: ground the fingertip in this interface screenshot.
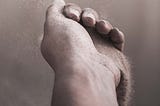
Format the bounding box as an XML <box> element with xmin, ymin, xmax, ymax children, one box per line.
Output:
<box><xmin>63</xmin><ymin>3</ymin><xmax>82</xmax><ymax>22</ymax></box>
<box><xmin>46</xmin><ymin>0</ymin><xmax>65</xmax><ymax>17</ymax></box>
<box><xmin>96</xmin><ymin>20</ymin><xmax>113</xmax><ymax>35</ymax></box>
<box><xmin>110</xmin><ymin>28</ymin><xmax>125</xmax><ymax>44</ymax></box>
<box><xmin>82</xmin><ymin>8</ymin><xmax>99</xmax><ymax>27</ymax></box>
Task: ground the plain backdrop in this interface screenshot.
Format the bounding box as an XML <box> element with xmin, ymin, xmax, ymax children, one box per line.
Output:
<box><xmin>0</xmin><ymin>0</ymin><xmax>160</xmax><ymax>106</ymax></box>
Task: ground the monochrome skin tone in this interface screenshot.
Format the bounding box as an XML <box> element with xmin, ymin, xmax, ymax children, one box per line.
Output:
<box><xmin>41</xmin><ymin>0</ymin><xmax>131</xmax><ymax>106</ymax></box>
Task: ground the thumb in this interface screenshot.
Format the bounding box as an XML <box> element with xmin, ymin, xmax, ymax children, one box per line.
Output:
<box><xmin>46</xmin><ymin>0</ymin><xmax>65</xmax><ymax>18</ymax></box>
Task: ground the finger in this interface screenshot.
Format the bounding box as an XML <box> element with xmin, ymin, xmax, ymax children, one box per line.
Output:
<box><xmin>96</xmin><ymin>20</ymin><xmax>113</xmax><ymax>35</ymax></box>
<box><xmin>63</xmin><ymin>3</ymin><xmax>82</xmax><ymax>22</ymax></box>
<box><xmin>81</xmin><ymin>8</ymin><xmax>99</xmax><ymax>27</ymax></box>
<box><xmin>46</xmin><ymin>0</ymin><xmax>65</xmax><ymax>18</ymax></box>
<box><xmin>44</xmin><ymin>0</ymin><xmax>66</xmax><ymax>37</ymax></box>
<box><xmin>109</xmin><ymin>28</ymin><xmax>125</xmax><ymax>51</ymax></box>
<box><xmin>110</xmin><ymin>28</ymin><xmax>125</xmax><ymax>44</ymax></box>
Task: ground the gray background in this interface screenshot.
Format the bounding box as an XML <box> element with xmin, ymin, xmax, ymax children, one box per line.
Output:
<box><xmin>0</xmin><ymin>0</ymin><xmax>160</xmax><ymax>106</ymax></box>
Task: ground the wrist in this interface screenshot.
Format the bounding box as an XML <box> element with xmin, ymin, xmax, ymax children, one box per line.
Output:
<box><xmin>54</xmin><ymin>65</ymin><xmax>118</xmax><ymax>106</ymax></box>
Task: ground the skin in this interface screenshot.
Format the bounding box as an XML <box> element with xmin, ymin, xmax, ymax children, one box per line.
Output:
<box><xmin>41</xmin><ymin>0</ymin><xmax>131</xmax><ymax>106</ymax></box>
